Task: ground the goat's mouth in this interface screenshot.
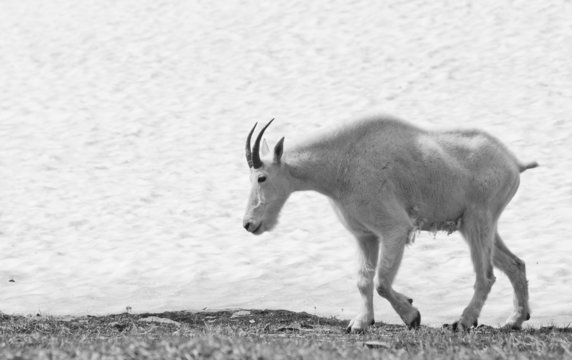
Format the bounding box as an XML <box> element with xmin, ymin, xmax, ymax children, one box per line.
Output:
<box><xmin>251</xmin><ymin>223</ymin><xmax>263</xmax><ymax>235</ymax></box>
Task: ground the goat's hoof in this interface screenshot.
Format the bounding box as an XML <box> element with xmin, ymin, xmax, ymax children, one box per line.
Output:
<box><xmin>346</xmin><ymin>316</ymin><xmax>374</xmax><ymax>333</ymax></box>
<box><xmin>407</xmin><ymin>310</ymin><xmax>421</xmax><ymax>330</ymax></box>
<box><xmin>346</xmin><ymin>326</ymin><xmax>363</xmax><ymax>334</ymax></box>
<box><xmin>408</xmin><ymin>298</ymin><xmax>413</xmax><ymax>304</ymax></box>
<box><xmin>501</xmin><ymin>319</ymin><xmax>525</xmax><ymax>331</ymax></box>
<box><xmin>501</xmin><ymin>312</ymin><xmax>530</xmax><ymax>331</ymax></box>
<box><xmin>442</xmin><ymin>322</ymin><xmax>463</xmax><ymax>332</ymax></box>
<box><xmin>443</xmin><ymin>319</ymin><xmax>477</xmax><ymax>332</ymax></box>
<box><xmin>501</xmin><ymin>323</ymin><xmax>522</xmax><ymax>331</ymax></box>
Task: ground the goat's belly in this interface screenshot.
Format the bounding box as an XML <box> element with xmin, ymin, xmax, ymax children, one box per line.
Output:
<box><xmin>408</xmin><ymin>207</ymin><xmax>464</xmax><ymax>235</ymax></box>
<box><xmin>416</xmin><ymin>217</ymin><xmax>462</xmax><ymax>234</ymax></box>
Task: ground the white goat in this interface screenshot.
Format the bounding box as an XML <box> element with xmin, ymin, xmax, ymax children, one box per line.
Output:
<box><xmin>243</xmin><ymin>116</ymin><xmax>537</xmax><ymax>332</ymax></box>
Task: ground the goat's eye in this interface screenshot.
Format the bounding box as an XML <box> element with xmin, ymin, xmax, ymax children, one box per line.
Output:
<box><xmin>258</xmin><ymin>176</ymin><xmax>267</xmax><ymax>183</ymax></box>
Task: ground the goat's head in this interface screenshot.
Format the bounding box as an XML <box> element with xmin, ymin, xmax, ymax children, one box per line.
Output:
<box><xmin>243</xmin><ymin>119</ymin><xmax>290</xmax><ymax>235</ymax></box>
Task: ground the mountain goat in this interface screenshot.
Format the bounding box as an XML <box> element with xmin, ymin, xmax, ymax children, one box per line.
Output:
<box><xmin>242</xmin><ymin>116</ymin><xmax>537</xmax><ymax>332</ymax></box>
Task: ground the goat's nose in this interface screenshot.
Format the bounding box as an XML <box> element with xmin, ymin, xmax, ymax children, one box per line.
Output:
<box><xmin>243</xmin><ymin>221</ymin><xmax>252</xmax><ymax>231</ymax></box>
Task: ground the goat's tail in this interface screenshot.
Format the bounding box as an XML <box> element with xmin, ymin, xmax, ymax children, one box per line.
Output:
<box><xmin>518</xmin><ymin>161</ymin><xmax>539</xmax><ymax>173</ymax></box>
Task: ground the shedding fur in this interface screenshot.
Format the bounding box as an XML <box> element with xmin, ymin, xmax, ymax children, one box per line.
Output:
<box><xmin>243</xmin><ymin>115</ymin><xmax>536</xmax><ymax>332</ymax></box>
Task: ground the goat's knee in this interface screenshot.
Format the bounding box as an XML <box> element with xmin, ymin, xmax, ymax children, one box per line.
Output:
<box><xmin>357</xmin><ymin>267</ymin><xmax>375</xmax><ymax>294</ymax></box>
<box><xmin>514</xmin><ymin>258</ymin><xmax>526</xmax><ymax>272</ymax></box>
<box><xmin>357</xmin><ymin>277</ymin><xmax>373</xmax><ymax>294</ymax></box>
<box><xmin>474</xmin><ymin>274</ymin><xmax>496</xmax><ymax>293</ymax></box>
<box><xmin>376</xmin><ymin>282</ymin><xmax>391</xmax><ymax>298</ymax></box>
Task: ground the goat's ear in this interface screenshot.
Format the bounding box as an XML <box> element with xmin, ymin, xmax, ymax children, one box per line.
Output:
<box><xmin>273</xmin><ymin>137</ymin><xmax>285</xmax><ymax>164</ymax></box>
<box><xmin>261</xmin><ymin>138</ymin><xmax>270</xmax><ymax>156</ymax></box>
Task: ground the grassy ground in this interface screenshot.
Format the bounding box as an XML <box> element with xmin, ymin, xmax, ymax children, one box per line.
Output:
<box><xmin>0</xmin><ymin>309</ymin><xmax>570</xmax><ymax>359</ymax></box>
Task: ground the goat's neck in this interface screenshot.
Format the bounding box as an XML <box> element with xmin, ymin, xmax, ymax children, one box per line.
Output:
<box><xmin>284</xmin><ymin>143</ymin><xmax>346</xmax><ymax>199</ymax></box>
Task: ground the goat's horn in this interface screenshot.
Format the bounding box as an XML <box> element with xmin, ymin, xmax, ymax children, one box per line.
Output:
<box><xmin>252</xmin><ymin>118</ymin><xmax>275</xmax><ymax>169</ymax></box>
<box><xmin>245</xmin><ymin>122</ymin><xmax>257</xmax><ymax>168</ymax></box>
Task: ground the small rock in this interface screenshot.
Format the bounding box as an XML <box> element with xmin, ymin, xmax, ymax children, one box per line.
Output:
<box><xmin>58</xmin><ymin>316</ymin><xmax>77</xmax><ymax>322</ymax></box>
<box><xmin>230</xmin><ymin>310</ymin><xmax>251</xmax><ymax>318</ymax></box>
<box><xmin>364</xmin><ymin>341</ymin><xmax>390</xmax><ymax>349</ymax></box>
<box><xmin>139</xmin><ymin>316</ymin><xmax>181</xmax><ymax>327</ymax></box>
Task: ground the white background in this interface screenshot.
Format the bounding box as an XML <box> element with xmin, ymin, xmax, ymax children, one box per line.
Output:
<box><xmin>1</xmin><ymin>0</ymin><xmax>571</xmax><ymax>327</ymax></box>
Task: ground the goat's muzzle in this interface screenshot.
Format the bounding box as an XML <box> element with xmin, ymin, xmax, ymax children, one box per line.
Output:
<box><xmin>243</xmin><ymin>220</ymin><xmax>262</xmax><ymax>234</ymax></box>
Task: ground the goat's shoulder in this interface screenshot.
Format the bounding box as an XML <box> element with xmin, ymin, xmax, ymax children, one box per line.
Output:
<box><xmin>344</xmin><ymin>115</ymin><xmax>425</xmax><ymax>148</ymax></box>
<box><xmin>295</xmin><ymin>115</ymin><xmax>420</xmax><ymax>155</ymax></box>
<box><xmin>353</xmin><ymin>115</ymin><xmax>422</xmax><ymax>134</ymax></box>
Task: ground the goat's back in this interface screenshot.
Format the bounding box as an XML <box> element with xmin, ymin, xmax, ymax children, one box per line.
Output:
<box><xmin>337</xmin><ymin>116</ymin><xmax>524</xmax><ymax>221</ymax></box>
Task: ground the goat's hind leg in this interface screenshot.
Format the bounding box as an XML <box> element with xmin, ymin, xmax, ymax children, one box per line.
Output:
<box><xmin>347</xmin><ymin>233</ymin><xmax>379</xmax><ymax>333</ymax></box>
<box><xmin>493</xmin><ymin>232</ymin><xmax>530</xmax><ymax>330</ymax></box>
<box><xmin>450</xmin><ymin>212</ymin><xmax>496</xmax><ymax>331</ymax></box>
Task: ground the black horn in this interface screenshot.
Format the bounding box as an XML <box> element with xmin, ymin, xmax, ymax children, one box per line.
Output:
<box><xmin>252</xmin><ymin>118</ymin><xmax>275</xmax><ymax>169</ymax></box>
<box><xmin>245</xmin><ymin>122</ymin><xmax>257</xmax><ymax>168</ymax></box>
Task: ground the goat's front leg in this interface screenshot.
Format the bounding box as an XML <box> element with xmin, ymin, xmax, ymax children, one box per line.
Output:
<box><xmin>347</xmin><ymin>234</ymin><xmax>379</xmax><ymax>333</ymax></box>
<box><xmin>376</xmin><ymin>228</ymin><xmax>421</xmax><ymax>329</ymax></box>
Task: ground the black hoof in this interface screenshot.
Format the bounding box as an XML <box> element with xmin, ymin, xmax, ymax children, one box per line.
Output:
<box><xmin>476</xmin><ymin>324</ymin><xmax>494</xmax><ymax>330</ymax></box>
<box><xmin>407</xmin><ymin>311</ymin><xmax>421</xmax><ymax>329</ymax></box>
<box><xmin>443</xmin><ymin>321</ymin><xmax>461</xmax><ymax>332</ymax></box>
<box><xmin>443</xmin><ymin>320</ymin><xmax>476</xmax><ymax>332</ymax></box>
<box><xmin>526</xmin><ymin>313</ymin><xmax>531</xmax><ymax>321</ymax></box>
<box><xmin>370</xmin><ymin>319</ymin><xmax>375</xmax><ymax>326</ymax></box>
<box><xmin>408</xmin><ymin>298</ymin><xmax>413</xmax><ymax>304</ymax></box>
<box><xmin>501</xmin><ymin>323</ymin><xmax>521</xmax><ymax>332</ymax></box>
<box><xmin>346</xmin><ymin>325</ymin><xmax>366</xmax><ymax>334</ymax></box>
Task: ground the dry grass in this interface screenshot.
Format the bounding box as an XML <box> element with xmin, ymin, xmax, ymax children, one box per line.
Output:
<box><xmin>0</xmin><ymin>309</ymin><xmax>570</xmax><ymax>359</ymax></box>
